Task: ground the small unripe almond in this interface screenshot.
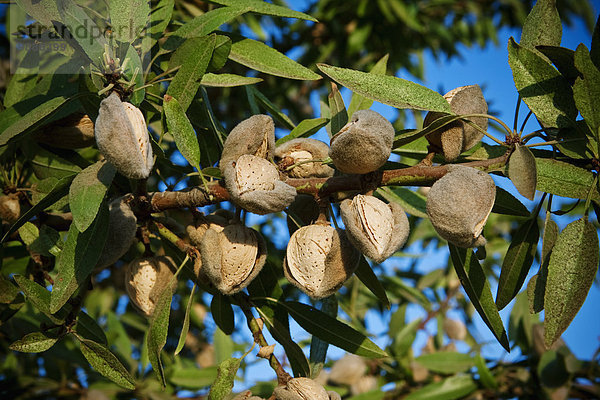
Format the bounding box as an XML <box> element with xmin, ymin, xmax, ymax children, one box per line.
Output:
<box><xmin>125</xmin><ymin>256</ymin><xmax>176</xmax><ymax>317</ymax></box>
<box><xmin>284</xmin><ymin>223</ymin><xmax>359</xmax><ymax>299</ymax></box>
<box><xmin>95</xmin><ymin>92</ymin><xmax>154</xmax><ymax>179</ymax></box>
<box><xmin>275</xmin><ymin>138</ymin><xmax>334</xmax><ymax>178</ymax></box>
<box><xmin>424</xmin><ymin>85</ymin><xmax>488</xmax><ymax>161</ymax></box>
<box><xmin>426</xmin><ymin>165</ymin><xmax>495</xmax><ymax>248</ymax></box>
<box><xmin>329</xmin><ymin>110</ymin><xmax>394</xmax><ymax>174</ymax></box>
<box><xmin>350</xmin><ymin>376</ymin><xmax>377</xmax><ymax>396</ymax></box>
<box><xmin>36</xmin><ymin>113</ymin><xmax>95</xmax><ymax>149</ymax></box>
<box><xmin>0</xmin><ymin>193</ymin><xmax>20</xmax><ymax>224</ymax></box>
<box><xmin>96</xmin><ymin>197</ymin><xmax>137</xmax><ymax>269</ymax></box>
<box><xmin>443</xmin><ymin>318</ymin><xmax>467</xmax><ymax>341</ymax></box>
<box><xmin>341</xmin><ymin>195</ymin><xmax>409</xmax><ymax>263</ymax></box>
<box><xmin>200</xmin><ymin>223</ymin><xmax>266</xmax><ymax>295</ymax></box>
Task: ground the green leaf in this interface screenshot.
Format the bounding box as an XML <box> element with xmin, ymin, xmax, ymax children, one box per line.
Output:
<box><xmin>507</xmin><ymin>145</ymin><xmax>537</xmax><ymax>200</ymax></box>
<box><xmin>208</xmin><ymin>35</ymin><xmax>232</xmax><ymax>72</ymax></box>
<box><xmin>573</xmin><ymin>44</ymin><xmax>600</xmax><ymax>138</ymax></box>
<box><xmin>0</xmin><ymin>275</ymin><xmax>20</xmax><ymax>304</ymax></box>
<box><xmin>528</xmin><ymin>214</ymin><xmax>558</xmax><ymax>314</ymax></box>
<box><xmin>415</xmin><ymin>352</ymin><xmax>475</xmax><ymax>374</ymax></box>
<box><xmin>507</xmin><ymin>38</ymin><xmax>577</xmax><ymax>128</ymax></box>
<box><xmin>106</xmin><ymin>311</ymin><xmax>134</xmax><ymax>364</ymax></box>
<box><xmin>50</xmin><ymin>203</ymin><xmax>109</xmax><ymax>313</ymax></box>
<box><xmin>15</xmin><ymin>0</ymin><xmax>60</xmax><ymax>26</ymax></box>
<box><xmin>78</xmin><ymin>337</ymin><xmax>136</xmax><ymax>390</ymax></box>
<box><xmin>355</xmin><ymin>256</ymin><xmax>390</xmax><ymax>309</ymax></box>
<box><xmin>377</xmin><ymin>187</ymin><xmax>427</xmax><ymax>219</ymax></box>
<box><xmin>55</xmin><ymin>0</ymin><xmax>107</xmax><ymax>66</ymax></box>
<box><xmin>4</xmin><ymin>51</ymin><xmax>40</xmax><ymax>108</ymax></box>
<box><xmin>175</xmin><ymin>284</ymin><xmax>196</xmax><ymax>356</ymax></box>
<box><xmin>207</xmin><ymin>356</ymin><xmax>242</xmax><ymax>400</ymax></box>
<box><xmin>1</xmin><ymin>175</ymin><xmax>74</xmax><ymax>243</ymax></box>
<box><xmin>536</xmin><ymin>45</ymin><xmax>579</xmax><ymax>84</ymax></box>
<box><xmin>276</xmin><ymin>117</ymin><xmax>329</xmax><ymax>145</ymax></box>
<box><xmin>496</xmin><ymin>217</ymin><xmax>540</xmax><ymax>310</ymax></box>
<box><xmin>347</xmin><ymin>54</ymin><xmax>388</xmax><ymax>117</ymax></box>
<box><xmin>282</xmin><ymin>301</ymin><xmax>388</xmax><ymax>358</ymax></box>
<box><xmin>210</xmin><ymin>292</ymin><xmax>235</xmax><ymax>336</ymax></box>
<box><xmin>69</xmin><ymin>160</ymin><xmax>116</xmax><ymax>232</ymax></box>
<box><xmin>309</xmin><ymin>296</ymin><xmax>337</xmax><ymax>378</ymax></box>
<box><xmin>164</xmin><ymin>95</ymin><xmax>201</xmax><ymax>169</ymax></box>
<box><xmin>167</xmin><ymin>35</ymin><xmax>216</xmax><ymax>111</ymax></box>
<box><xmin>9</xmin><ymin>331</ymin><xmax>59</xmax><ymax>353</ymax></box>
<box><xmin>148</xmin><ymin>279</ymin><xmax>176</xmax><ymax>387</ymax></box>
<box><xmin>247</xmin><ymin>86</ymin><xmax>296</xmax><ymax>129</ymax></box>
<box><xmin>210</xmin><ymin>0</ymin><xmax>317</xmax><ymax>22</ymax></box>
<box><xmin>475</xmin><ymin>354</ymin><xmax>498</xmax><ymax>389</ymax></box>
<box><xmin>108</xmin><ymin>0</ymin><xmax>150</xmax><ymax>43</ymax></box>
<box><xmin>163</xmin><ymin>6</ymin><xmax>248</xmax><ymax>51</ymax></box>
<box><xmin>200</xmin><ymin>73</ymin><xmax>262</xmax><ymax>87</ymax></box>
<box><xmin>168</xmin><ymin>366</ymin><xmax>218</xmax><ymax>389</ymax></box>
<box><xmin>448</xmin><ymin>245</ymin><xmax>510</xmax><ymax>351</ymax></box>
<box><xmin>0</xmin><ymin>94</ymin><xmax>79</xmax><ymax>146</ymax></box>
<box><xmin>536</xmin><ymin>158</ymin><xmax>600</xmax><ymax>202</ymax></box>
<box><xmin>121</xmin><ymin>44</ymin><xmax>145</xmax><ymax>106</ymax></box>
<box><xmin>592</xmin><ymin>15</ymin><xmax>600</xmax><ymax>69</ymax></box>
<box><xmin>317</xmin><ymin>64</ymin><xmax>451</xmax><ymax>112</ymax></box>
<box><xmin>229</xmin><ymin>37</ymin><xmax>322</xmax><ymax>80</ymax></box>
<box><xmin>520</xmin><ymin>0</ymin><xmax>562</xmax><ymax>49</ymax></box>
<box><xmin>492</xmin><ymin>187</ymin><xmax>530</xmax><ymax>217</ymax></box>
<box><xmin>13</xmin><ymin>275</ymin><xmax>54</xmax><ymax>316</ymax></box>
<box><xmin>76</xmin><ymin>311</ymin><xmax>108</xmax><ymax>345</ymax></box>
<box><xmin>23</xmin><ymin>144</ymin><xmax>82</xmax><ymax>180</ymax></box>
<box><xmin>405</xmin><ymin>375</ymin><xmax>477</xmax><ymax>400</ymax></box>
<box><xmin>18</xmin><ymin>222</ymin><xmax>39</xmax><ymax>247</ymax></box>
<box><xmin>328</xmin><ymin>83</ymin><xmax>348</xmax><ymax>136</ymax></box>
<box><xmin>544</xmin><ymin>219</ymin><xmax>599</xmax><ymax>347</ymax></box>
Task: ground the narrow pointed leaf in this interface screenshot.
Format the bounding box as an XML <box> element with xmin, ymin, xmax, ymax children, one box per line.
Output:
<box><xmin>200</xmin><ymin>73</ymin><xmax>262</xmax><ymax>87</ymax></box>
<box><xmin>108</xmin><ymin>0</ymin><xmax>150</xmax><ymax>43</ymax></box>
<box><xmin>328</xmin><ymin>83</ymin><xmax>348</xmax><ymax>136</ymax></box>
<box><xmin>355</xmin><ymin>256</ymin><xmax>390</xmax><ymax>309</ymax></box>
<box><xmin>69</xmin><ymin>160</ymin><xmax>116</xmax><ymax>232</ymax></box>
<box><xmin>378</xmin><ymin>187</ymin><xmax>427</xmax><ymax>219</ymax></box>
<box><xmin>520</xmin><ymin>0</ymin><xmax>562</xmax><ymax>49</ymax></box>
<box><xmin>148</xmin><ymin>280</ymin><xmax>176</xmax><ymax>386</ymax></box>
<box><xmin>50</xmin><ymin>204</ymin><xmax>109</xmax><ymax>313</ymax></box>
<box><xmin>175</xmin><ymin>284</ymin><xmax>196</xmax><ymax>355</ymax></box>
<box><xmin>167</xmin><ymin>35</ymin><xmax>216</xmax><ymax>111</ymax></box>
<box><xmin>9</xmin><ymin>332</ymin><xmax>59</xmax><ymax>353</ymax></box>
<box><xmin>309</xmin><ymin>296</ymin><xmax>337</xmax><ymax>377</ymax></box>
<box><xmin>211</xmin><ymin>0</ymin><xmax>317</xmax><ymax>21</ymax></box>
<box><xmin>507</xmin><ymin>38</ymin><xmax>577</xmax><ymax>128</ymax></box>
<box><xmin>475</xmin><ymin>355</ymin><xmax>498</xmax><ymax>389</ymax></box>
<box><xmin>544</xmin><ymin>219</ymin><xmax>599</xmax><ymax>347</ymax></box>
<box><xmin>448</xmin><ymin>245</ymin><xmax>510</xmax><ymax>351</ymax></box>
<box><xmin>347</xmin><ymin>54</ymin><xmax>388</xmax><ymax>117</ymax></box>
<box><xmin>211</xmin><ymin>292</ymin><xmax>234</xmax><ymax>336</ymax></box>
<box><xmin>283</xmin><ymin>301</ymin><xmax>388</xmax><ymax>358</ymax></box>
<box><xmin>76</xmin><ymin>311</ymin><xmax>108</xmax><ymax>345</ymax></box>
<box><xmin>1</xmin><ymin>175</ymin><xmax>74</xmax><ymax>243</ymax></box>
<box><xmin>207</xmin><ymin>356</ymin><xmax>242</xmax><ymax>400</ymax></box>
<box><xmin>415</xmin><ymin>352</ymin><xmax>475</xmax><ymax>374</ymax></box>
<box><xmin>536</xmin><ymin>158</ymin><xmax>600</xmax><ymax>202</ymax></box>
<box><xmin>229</xmin><ymin>38</ymin><xmax>322</xmax><ymax>80</ymax></box>
<box><xmin>168</xmin><ymin>366</ymin><xmax>218</xmax><ymax>389</ymax></box>
<box><xmin>528</xmin><ymin>215</ymin><xmax>558</xmax><ymax>313</ymax></box>
<box><xmin>573</xmin><ymin>44</ymin><xmax>600</xmax><ymax>137</ymax></box>
<box><xmin>507</xmin><ymin>145</ymin><xmax>537</xmax><ymax>200</ymax></box>
<box><xmin>492</xmin><ymin>187</ymin><xmax>530</xmax><ymax>217</ymax></box>
<box><xmin>317</xmin><ymin>64</ymin><xmax>451</xmax><ymax>112</ymax></box>
<box><xmin>164</xmin><ymin>95</ymin><xmax>201</xmax><ymax>169</ymax></box>
<box><xmin>78</xmin><ymin>337</ymin><xmax>136</xmax><ymax>390</ymax></box>
<box><xmin>276</xmin><ymin>117</ymin><xmax>329</xmax><ymax>145</ymax></box>
<box><xmin>496</xmin><ymin>217</ymin><xmax>540</xmax><ymax>310</ymax></box>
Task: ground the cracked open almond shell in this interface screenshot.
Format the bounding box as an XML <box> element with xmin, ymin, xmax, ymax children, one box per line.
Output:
<box><xmin>424</xmin><ymin>85</ymin><xmax>488</xmax><ymax>161</ymax></box>
<box><xmin>329</xmin><ymin>110</ymin><xmax>395</xmax><ymax>174</ymax></box>
<box><xmin>426</xmin><ymin>165</ymin><xmax>495</xmax><ymax>247</ymax></box>
<box><xmin>340</xmin><ymin>194</ymin><xmax>409</xmax><ymax>263</ymax></box>
<box><xmin>274</xmin><ymin>377</ymin><xmax>341</xmax><ymax>400</ymax></box>
<box><xmin>274</xmin><ymin>138</ymin><xmax>334</xmax><ymax>178</ymax></box>
<box><xmin>200</xmin><ymin>222</ymin><xmax>267</xmax><ymax>295</ymax></box>
<box><xmin>284</xmin><ymin>223</ymin><xmax>359</xmax><ymax>299</ymax></box>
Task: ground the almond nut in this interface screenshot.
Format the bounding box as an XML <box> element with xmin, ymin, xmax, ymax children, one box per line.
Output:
<box><xmin>274</xmin><ymin>377</ymin><xmax>330</xmax><ymax>400</ymax></box>
<box><xmin>36</xmin><ymin>113</ymin><xmax>96</xmax><ymax>149</ymax></box>
<box><xmin>0</xmin><ymin>193</ymin><xmax>20</xmax><ymax>224</ymax></box>
<box><xmin>275</xmin><ymin>138</ymin><xmax>334</xmax><ymax>178</ymax></box>
<box><xmin>426</xmin><ymin>165</ymin><xmax>495</xmax><ymax>247</ymax></box>
<box><xmin>95</xmin><ymin>196</ymin><xmax>137</xmax><ymax>269</ymax></box>
<box><xmin>125</xmin><ymin>256</ymin><xmax>176</xmax><ymax>317</ymax></box>
<box><xmin>341</xmin><ymin>195</ymin><xmax>409</xmax><ymax>263</ymax></box>
<box><xmin>95</xmin><ymin>92</ymin><xmax>154</xmax><ymax>179</ymax></box>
